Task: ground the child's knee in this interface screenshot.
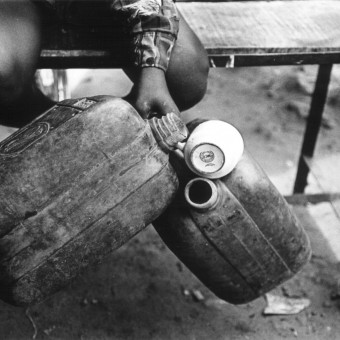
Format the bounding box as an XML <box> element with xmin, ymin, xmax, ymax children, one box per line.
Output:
<box><xmin>184</xmin><ymin>49</ymin><xmax>209</xmax><ymax>106</ymax></box>
<box><xmin>167</xmin><ymin>46</ymin><xmax>209</xmax><ymax>111</ymax></box>
<box><xmin>166</xmin><ymin>12</ymin><xmax>209</xmax><ymax>111</ymax></box>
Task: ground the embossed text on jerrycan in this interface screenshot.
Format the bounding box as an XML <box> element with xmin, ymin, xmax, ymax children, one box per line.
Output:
<box><xmin>153</xmin><ymin>119</ymin><xmax>312</xmax><ymax>304</ymax></box>
<box><xmin>0</xmin><ymin>96</ymin><xmax>186</xmax><ymax>306</ymax></box>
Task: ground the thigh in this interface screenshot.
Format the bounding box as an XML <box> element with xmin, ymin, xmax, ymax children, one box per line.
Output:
<box><xmin>0</xmin><ymin>0</ymin><xmax>42</xmax><ymax>98</ymax></box>
<box><xmin>165</xmin><ymin>11</ymin><xmax>209</xmax><ymax>106</ymax></box>
<box><xmin>166</xmin><ymin>11</ymin><xmax>208</xmax><ymax>85</ymax></box>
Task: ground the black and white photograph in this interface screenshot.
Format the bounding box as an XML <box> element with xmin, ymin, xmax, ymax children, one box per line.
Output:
<box><xmin>0</xmin><ymin>0</ymin><xmax>339</xmax><ymax>339</ymax></box>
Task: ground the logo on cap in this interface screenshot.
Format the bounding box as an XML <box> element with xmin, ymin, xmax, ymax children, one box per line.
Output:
<box><xmin>199</xmin><ymin>150</ymin><xmax>215</xmax><ymax>163</ymax></box>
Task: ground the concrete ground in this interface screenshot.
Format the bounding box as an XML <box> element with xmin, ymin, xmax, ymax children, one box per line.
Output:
<box><xmin>0</xmin><ymin>66</ymin><xmax>339</xmax><ymax>339</ymax></box>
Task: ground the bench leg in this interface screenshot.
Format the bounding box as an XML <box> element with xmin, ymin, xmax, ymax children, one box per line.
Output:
<box><xmin>293</xmin><ymin>64</ymin><xmax>333</xmax><ymax>194</ymax></box>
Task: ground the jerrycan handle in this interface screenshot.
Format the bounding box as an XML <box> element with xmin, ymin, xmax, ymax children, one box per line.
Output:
<box><xmin>148</xmin><ymin>113</ymin><xmax>189</xmax><ymax>152</ymax></box>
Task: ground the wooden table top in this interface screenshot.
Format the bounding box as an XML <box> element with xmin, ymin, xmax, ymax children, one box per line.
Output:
<box><xmin>40</xmin><ymin>1</ymin><xmax>340</xmax><ymax>68</ymax></box>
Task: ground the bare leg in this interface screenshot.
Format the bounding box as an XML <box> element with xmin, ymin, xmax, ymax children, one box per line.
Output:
<box><xmin>124</xmin><ymin>12</ymin><xmax>209</xmax><ymax>111</ymax></box>
<box><xmin>0</xmin><ymin>1</ymin><xmax>54</xmax><ymax>127</ymax></box>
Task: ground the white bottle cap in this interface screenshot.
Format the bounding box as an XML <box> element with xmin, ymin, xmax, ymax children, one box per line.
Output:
<box><xmin>184</xmin><ymin>120</ymin><xmax>244</xmax><ymax>179</ymax></box>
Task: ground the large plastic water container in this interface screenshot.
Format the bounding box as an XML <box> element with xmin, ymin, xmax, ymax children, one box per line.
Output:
<box><xmin>0</xmin><ymin>96</ymin><xmax>180</xmax><ymax>306</ymax></box>
<box><xmin>153</xmin><ymin>119</ymin><xmax>311</xmax><ymax>304</ymax></box>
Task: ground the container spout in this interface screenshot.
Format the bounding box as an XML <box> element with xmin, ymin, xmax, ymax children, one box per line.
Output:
<box><xmin>184</xmin><ymin>178</ymin><xmax>219</xmax><ymax>210</ymax></box>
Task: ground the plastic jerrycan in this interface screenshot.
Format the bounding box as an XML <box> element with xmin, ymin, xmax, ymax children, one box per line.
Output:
<box><xmin>0</xmin><ymin>96</ymin><xmax>187</xmax><ymax>306</ymax></box>
<box><xmin>153</xmin><ymin>119</ymin><xmax>312</xmax><ymax>304</ymax></box>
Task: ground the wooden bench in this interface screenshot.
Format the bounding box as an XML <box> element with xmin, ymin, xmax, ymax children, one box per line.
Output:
<box><xmin>39</xmin><ymin>0</ymin><xmax>340</xmax><ymax>208</ymax></box>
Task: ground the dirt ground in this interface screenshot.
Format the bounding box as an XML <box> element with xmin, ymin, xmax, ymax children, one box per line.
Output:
<box><xmin>0</xmin><ymin>65</ymin><xmax>340</xmax><ymax>339</ymax></box>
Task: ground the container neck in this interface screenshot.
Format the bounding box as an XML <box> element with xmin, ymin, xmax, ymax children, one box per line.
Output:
<box><xmin>184</xmin><ymin>178</ymin><xmax>221</xmax><ymax>211</ymax></box>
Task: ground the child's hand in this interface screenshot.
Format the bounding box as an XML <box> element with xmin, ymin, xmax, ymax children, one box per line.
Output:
<box><xmin>126</xmin><ymin>68</ymin><xmax>180</xmax><ymax>120</ymax></box>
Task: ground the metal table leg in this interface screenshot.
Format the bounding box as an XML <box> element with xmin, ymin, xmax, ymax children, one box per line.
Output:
<box><xmin>293</xmin><ymin>64</ymin><xmax>333</xmax><ymax>194</ymax></box>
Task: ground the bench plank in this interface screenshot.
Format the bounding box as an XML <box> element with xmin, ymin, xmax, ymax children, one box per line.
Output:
<box><xmin>39</xmin><ymin>1</ymin><xmax>340</xmax><ymax>68</ymax></box>
<box><xmin>177</xmin><ymin>1</ymin><xmax>340</xmax><ymax>54</ymax></box>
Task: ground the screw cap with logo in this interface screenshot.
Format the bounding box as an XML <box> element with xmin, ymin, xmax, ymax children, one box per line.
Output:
<box><xmin>182</xmin><ymin>120</ymin><xmax>244</xmax><ymax>179</ymax></box>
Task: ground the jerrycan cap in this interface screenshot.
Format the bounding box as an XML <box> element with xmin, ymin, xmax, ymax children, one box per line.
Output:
<box><xmin>190</xmin><ymin>143</ymin><xmax>225</xmax><ymax>175</ymax></box>
<box><xmin>184</xmin><ymin>120</ymin><xmax>244</xmax><ymax>179</ymax></box>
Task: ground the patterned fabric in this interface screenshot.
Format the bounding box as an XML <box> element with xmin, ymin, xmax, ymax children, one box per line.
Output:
<box><xmin>132</xmin><ymin>31</ymin><xmax>175</xmax><ymax>71</ymax></box>
<box><xmin>112</xmin><ymin>0</ymin><xmax>179</xmax><ymax>70</ymax></box>
<box><xmin>33</xmin><ymin>0</ymin><xmax>179</xmax><ymax>71</ymax></box>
